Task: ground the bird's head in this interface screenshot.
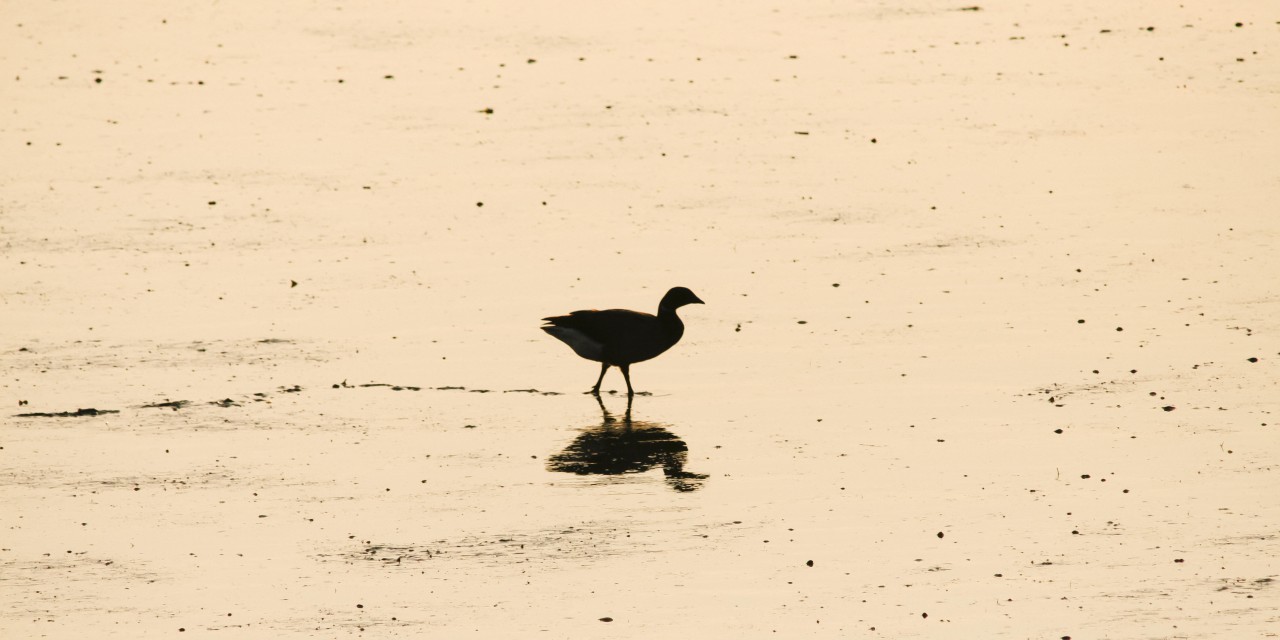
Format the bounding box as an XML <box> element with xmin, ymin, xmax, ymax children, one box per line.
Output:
<box><xmin>660</xmin><ymin>286</ymin><xmax>705</xmax><ymax>310</ymax></box>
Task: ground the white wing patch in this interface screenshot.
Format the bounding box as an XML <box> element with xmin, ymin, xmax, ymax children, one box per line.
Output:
<box><xmin>543</xmin><ymin>326</ymin><xmax>605</xmax><ymax>361</ymax></box>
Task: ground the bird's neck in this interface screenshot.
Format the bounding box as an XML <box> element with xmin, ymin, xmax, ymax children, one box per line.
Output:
<box><xmin>657</xmin><ymin>304</ymin><xmax>685</xmax><ymax>336</ymax></box>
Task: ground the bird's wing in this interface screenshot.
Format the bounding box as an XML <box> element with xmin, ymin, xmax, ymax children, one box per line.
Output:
<box><xmin>541</xmin><ymin>309</ymin><xmax>656</xmax><ymax>343</ymax></box>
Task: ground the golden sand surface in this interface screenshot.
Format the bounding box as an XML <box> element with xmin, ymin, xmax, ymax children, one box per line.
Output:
<box><xmin>3</xmin><ymin>1</ymin><xmax>1278</xmax><ymax>637</ymax></box>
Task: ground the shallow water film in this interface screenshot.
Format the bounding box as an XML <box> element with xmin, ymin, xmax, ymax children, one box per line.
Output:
<box><xmin>4</xmin><ymin>1</ymin><xmax>1279</xmax><ymax>638</ymax></box>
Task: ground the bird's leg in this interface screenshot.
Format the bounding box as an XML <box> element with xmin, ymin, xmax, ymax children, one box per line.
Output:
<box><xmin>591</xmin><ymin>362</ymin><xmax>610</xmax><ymax>395</ymax></box>
<box><xmin>620</xmin><ymin>364</ymin><xmax>634</xmax><ymax>397</ymax></box>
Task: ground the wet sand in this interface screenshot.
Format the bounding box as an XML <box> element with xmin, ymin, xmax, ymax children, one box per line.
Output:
<box><xmin>4</xmin><ymin>1</ymin><xmax>1279</xmax><ymax>637</ymax></box>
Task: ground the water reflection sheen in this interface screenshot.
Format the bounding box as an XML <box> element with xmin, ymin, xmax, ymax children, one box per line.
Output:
<box><xmin>547</xmin><ymin>396</ymin><xmax>707</xmax><ymax>492</ymax></box>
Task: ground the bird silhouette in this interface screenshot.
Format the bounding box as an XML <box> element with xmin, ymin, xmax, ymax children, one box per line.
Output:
<box><xmin>541</xmin><ymin>286</ymin><xmax>704</xmax><ymax>395</ymax></box>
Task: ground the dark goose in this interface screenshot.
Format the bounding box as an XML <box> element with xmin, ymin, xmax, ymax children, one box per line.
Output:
<box><xmin>541</xmin><ymin>286</ymin><xmax>704</xmax><ymax>396</ymax></box>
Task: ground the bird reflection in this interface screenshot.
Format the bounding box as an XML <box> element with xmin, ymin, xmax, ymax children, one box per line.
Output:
<box><xmin>546</xmin><ymin>395</ymin><xmax>707</xmax><ymax>492</ymax></box>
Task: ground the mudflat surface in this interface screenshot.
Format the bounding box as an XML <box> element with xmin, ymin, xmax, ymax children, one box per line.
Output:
<box><xmin>3</xmin><ymin>1</ymin><xmax>1278</xmax><ymax>637</ymax></box>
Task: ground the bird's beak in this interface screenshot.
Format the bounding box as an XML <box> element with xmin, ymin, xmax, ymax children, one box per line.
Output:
<box><xmin>692</xmin><ymin>294</ymin><xmax>705</xmax><ymax>304</ymax></box>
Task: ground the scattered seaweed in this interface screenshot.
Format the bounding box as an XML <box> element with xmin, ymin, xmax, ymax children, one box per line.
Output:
<box><xmin>15</xmin><ymin>408</ymin><xmax>119</xmax><ymax>418</ymax></box>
